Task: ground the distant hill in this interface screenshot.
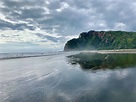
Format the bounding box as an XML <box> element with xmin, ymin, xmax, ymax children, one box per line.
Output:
<box><xmin>64</xmin><ymin>30</ymin><xmax>136</xmax><ymax>51</ymax></box>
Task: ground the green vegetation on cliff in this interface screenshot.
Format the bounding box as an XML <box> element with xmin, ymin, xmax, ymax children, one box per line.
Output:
<box><xmin>64</xmin><ymin>30</ymin><xmax>136</xmax><ymax>51</ymax></box>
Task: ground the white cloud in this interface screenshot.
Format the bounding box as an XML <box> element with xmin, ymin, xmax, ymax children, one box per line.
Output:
<box><xmin>56</xmin><ymin>2</ymin><xmax>70</xmax><ymax>12</ymax></box>
<box><xmin>45</xmin><ymin>1</ymin><xmax>50</xmax><ymax>5</ymax></box>
<box><xmin>0</xmin><ymin>28</ymin><xmax>66</xmax><ymax>51</ymax></box>
<box><xmin>114</xmin><ymin>22</ymin><xmax>127</xmax><ymax>30</ymax></box>
<box><xmin>0</xmin><ymin>13</ymin><xmax>16</xmax><ymax>24</ymax></box>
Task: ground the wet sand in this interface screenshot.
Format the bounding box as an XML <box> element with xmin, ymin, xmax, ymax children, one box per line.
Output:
<box><xmin>83</xmin><ymin>49</ymin><xmax>136</xmax><ymax>54</ymax></box>
<box><xmin>98</xmin><ymin>49</ymin><xmax>136</xmax><ymax>53</ymax></box>
<box><xmin>0</xmin><ymin>52</ymin><xmax>79</xmax><ymax>102</ymax></box>
<box><xmin>1</xmin><ymin>52</ymin><xmax>136</xmax><ymax>102</ymax></box>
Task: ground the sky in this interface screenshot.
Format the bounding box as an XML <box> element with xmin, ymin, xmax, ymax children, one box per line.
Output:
<box><xmin>0</xmin><ymin>0</ymin><xmax>136</xmax><ymax>52</ymax></box>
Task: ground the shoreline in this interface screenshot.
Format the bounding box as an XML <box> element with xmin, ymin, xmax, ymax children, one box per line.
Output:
<box><xmin>0</xmin><ymin>53</ymin><xmax>60</xmax><ymax>61</ymax></box>
<box><xmin>0</xmin><ymin>49</ymin><xmax>136</xmax><ymax>60</ymax></box>
<box><xmin>84</xmin><ymin>49</ymin><xmax>136</xmax><ymax>54</ymax></box>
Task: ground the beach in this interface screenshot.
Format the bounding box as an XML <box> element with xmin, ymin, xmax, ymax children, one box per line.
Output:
<box><xmin>82</xmin><ymin>49</ymin><xmax>136</xmax><ymax>54</ymax></box>
<box><xmin>1</xmin><ymin>51</ymin><xmax>136</xmax><ymax>102</ymax></box>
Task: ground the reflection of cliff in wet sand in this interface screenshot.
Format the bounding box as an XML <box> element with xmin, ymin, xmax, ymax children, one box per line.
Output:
<box><xmin>68</xmin><ymin>53</ymin><xmax>136</xmax><ymax>70</ymax></box>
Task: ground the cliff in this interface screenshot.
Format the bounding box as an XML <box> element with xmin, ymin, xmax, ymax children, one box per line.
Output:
<box><xmin>64</xmin><ymin>30</ymin><xmax>136</xmax><ymax>51</ymax></box>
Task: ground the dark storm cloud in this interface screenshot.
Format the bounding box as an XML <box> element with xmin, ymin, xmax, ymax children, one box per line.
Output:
<box><xmin>7</xmin><ymin>7</ymin><xmax>46</xmax><ymax>20</ymax></box>
<box><xmin>35</xmin><ymin>33</ymin><xmax>66</xmax><ymax>43</ymax></box>
<box><xmin>0</xmin><ymin>19</ymin><xmax>35</xmax><ymax>30</ymax></box>
<box><xmin>1</xmin><ymin>0</ymin><xmax>46</xmax><ymax>8</ymax></box>
<box><xmin>38</xmin><ymin>0</ymin><xmax>136</xmax><ymax>35</ymax></box>
<box><xmin>0</xmin><ymin>0</ymin><xmax>48</xmax><ymax>30</ymax></box>
<box><xmin>89</xmin><ymin>0</ymin><xmax>136</xmax><ymax>29</ymax></box>
<box><xmin>1</xmin><ymin>0</ymin><xmax>136</xmax><ymax>36</ymax></box>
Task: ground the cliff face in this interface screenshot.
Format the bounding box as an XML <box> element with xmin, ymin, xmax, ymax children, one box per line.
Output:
<box><xmin>64</xmin><ymin>30</ymin><xmax>136</xmax><ymax>51</ymax></box>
